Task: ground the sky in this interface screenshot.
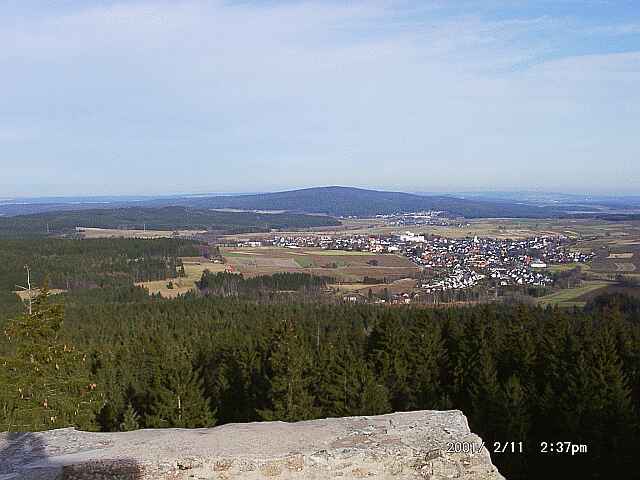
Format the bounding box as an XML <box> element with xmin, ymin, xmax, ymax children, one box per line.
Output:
<box><xmin>1</xmin><ymin>0</ymin><xmax>639</xmax><ymax>197</ymax></box>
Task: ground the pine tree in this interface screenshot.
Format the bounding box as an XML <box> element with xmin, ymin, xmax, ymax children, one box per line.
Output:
<box><xmin>499</xmin><ymin>321</ymin><xmax>536</xmax><ymax>386</ymax></box>
<box><xmin>496</xmin><ymin>375</ymin><xmax>529</xmax><ymax>441</ymax></box>
<box><xmin>313</xmin><ymin>339</ymin><xmax>392</xmax><ymax>417</ymax></box>
<box><xmin>144</xmin><ymin>352</ymin><xmax>215</xmax><ymax>428</ymax></box>
<box><xmin>355</xmin><ymin>362</ymin><xmax>392</xmax><ymax>416</ymax></box>
<box><xmin>120</xmin><ymin>403</ymin><xmax>140</xmax><ymax>431</ymax></box>
<box><xmin>410</xmin><ymin>316</ymin><xmax>446</xmax><ymax>409</ymax></box>
<box><xmin>208</xmin><ymin>349</ymin><xmax>259</xmax><ymax>424</ymax></box>
<box><xmin>581</xmin><ymin>323</ymin><xmax>636</xmax><ymax>475</ymax></box>
<box><xmin>96</xmin><ymin>402</ymin><xmax>120</xmax><ymax>432</ymax></box>
<box><xmin>469</xmin><ymin>345</ymin><xmax>502</xmax><ymax>440</ymax></box>
<box><xmin>0</xmin><ymin>287</ymin><xmax>98</xmax><ymax>431</ymax></box>
<box><xmin>314</xmin><ymin>344</ymin><xmax>350</xmax><ymax>417</ymax></box>
<box><xmin>259</xmin><ymin>319</ymin><xmax>318</xmax><ymax>421</ymax></box>
<box><xmin>368</xmin><ymin>314</ymin><xmax>413</xmax><ymax>410</ymax></box>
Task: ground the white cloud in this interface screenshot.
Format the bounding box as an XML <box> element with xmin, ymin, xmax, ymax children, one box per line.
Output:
<box><xmin>0</xmin><ymin>1</ymin><xmax>638</xmax><ymax>195</ymax></box>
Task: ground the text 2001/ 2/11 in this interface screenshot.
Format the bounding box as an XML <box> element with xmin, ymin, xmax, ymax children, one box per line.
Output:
<box><xmin>446</xmin><ymin>442</ymin><xmax>588</xmax><ymax>456</ymax></box>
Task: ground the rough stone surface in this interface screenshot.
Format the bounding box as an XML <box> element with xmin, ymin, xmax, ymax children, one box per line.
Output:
<box><xmin>0</xmin><ymin>410</ymin><xmax>504</xmax><ymax>479</ymax></box>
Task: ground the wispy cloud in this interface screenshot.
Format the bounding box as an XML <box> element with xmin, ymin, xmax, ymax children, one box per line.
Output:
<box><xmin>0</xmin><ymin>1</ymin><xmax>638</xmax><ymax>195</ymax></box>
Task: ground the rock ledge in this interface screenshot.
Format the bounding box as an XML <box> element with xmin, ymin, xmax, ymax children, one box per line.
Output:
<box><xmin>0</xmin><ymin>410</ymin><xmax>503</xmax><ymax>479</ymax></box>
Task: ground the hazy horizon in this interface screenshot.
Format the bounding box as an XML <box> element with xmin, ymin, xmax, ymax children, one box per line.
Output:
<box><xmin>2</xmin><ymin>1</ymin><xmax>639</xmax><ymax>196</ymax></box>
<box><xmin>2</xmin><ymin>185</ymin><xmax>640</xmax><ymax>202</ymax></box>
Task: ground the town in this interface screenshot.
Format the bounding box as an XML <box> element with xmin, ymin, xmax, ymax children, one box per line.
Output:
<box><xmin>230</xmin><ymin>230</ymin><xmax>594</xmax><ymax>297</ymax></box>
<box><xmin>373</xmin><ymin>211</ymin><xmax>464</xmax><ymax>228</ymax></box>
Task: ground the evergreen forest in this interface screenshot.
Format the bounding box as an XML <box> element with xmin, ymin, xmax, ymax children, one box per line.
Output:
<box><xmin>1</xmin><ymin>277</ymin><xmax>639</xmax><ymax>479</ymax></box>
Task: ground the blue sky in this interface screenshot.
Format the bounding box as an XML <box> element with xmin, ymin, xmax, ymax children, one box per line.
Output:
<box><xmin>1</xmin><ymin>0</ymin><xmax>639</xmax><ymax>196</ymax></box>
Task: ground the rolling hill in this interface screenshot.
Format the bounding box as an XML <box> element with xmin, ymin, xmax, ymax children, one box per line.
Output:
<box><xmin>148</xmin><ymin>186</ymin><xmax>585</xmax><ymax>218</ymax></box>
<box><xmin>1</xmin><ymin>187</ymin><xmax>610</xmax><ymax>220</ymax></box>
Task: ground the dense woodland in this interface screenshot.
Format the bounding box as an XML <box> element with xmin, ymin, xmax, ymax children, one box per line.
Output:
<box><xmin>197</xmin><ymin>271</ymin><xmax>332</xmax><ymax>298</ymax></box>
<box><xmin>1</xmin><ymin>279</ymin><xmax>639</xmax><ymax>479</ymax></box>
<box><xmin>0</xmin><ymin>238</ymin><xmax>200</xmax><ymax>293</ymax></box>
<box><xmin>0</xmin><ymin>206</ymin><xmax>340</xmax><ymax>237</ymax></box>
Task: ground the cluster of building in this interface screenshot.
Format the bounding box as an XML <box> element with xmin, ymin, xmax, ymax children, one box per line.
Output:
<box><xmin>404</xmin><ymin>234</ymin><xmax>589</xmax><ymax>291</ymax></box>
<box><xmin>265</xmin><ymin>231</ymin><xmax>593</xmax><ymax>293</ymax></box>
<box><xmin>373</xmin><ymin>211</ymin><xmax>462</xmax><ymax>228</ymax></box>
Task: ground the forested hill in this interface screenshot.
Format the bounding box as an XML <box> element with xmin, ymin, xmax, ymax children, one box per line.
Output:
<box><xmin>147</xmin><ymin>186</ymin><xmax>583</xmax><ymax>218</ymax></box>
<box><xmin>0</xmin><ymin>206</ymin><xmax>341</xmax><ymax>237</ymax></box>
<box><xmin>1</xmin><ymin>187</ymin><xmax>615</xmax><ymax>219</ymax></box>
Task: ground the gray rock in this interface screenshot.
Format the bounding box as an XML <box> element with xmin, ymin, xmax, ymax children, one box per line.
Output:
<box><xmin>0</xmin><ymin>410</ymin><xmax>504</xmax><ymax>479</ymax></box>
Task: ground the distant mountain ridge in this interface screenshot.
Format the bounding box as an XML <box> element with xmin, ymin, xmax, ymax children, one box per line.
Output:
<box><xmin>1</xmin><ymin>186</ymin><xmax>624</xmax><ymax>219</ymax></box>
<box><xmin>147</xmin><ymin>186</ymin><xmax>588</xmax><ymax>218</ymax></box>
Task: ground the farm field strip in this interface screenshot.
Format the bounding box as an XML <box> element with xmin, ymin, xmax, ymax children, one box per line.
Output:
<box><xmin>78</xmin><ymin>227</ymin><xmax>206</xmax><ymax>239</ymax></box>
<box><xmin>329</xmin><ymin>278</ymin><xmax>418</xmax><ymax>295</ymax></box>
<box><xmin>615</xmin><ymin>263</ymin><xmax>637</xmax><ymax>272</ymax></box>
<box><xmin>537</xmin><ymin>281</ymin><xmax>611</xmax><ymax>307</ymax></box>
<box><xmin>307</xmin><ymin>250</ymin><xmax>372</xmax><ymax>256</ymax></box>
<box><xmin>220</xmin><ymin>246</ymin><xmax>420</xmax><ymax>282</ymax></box>
<box><xmin>608</xmin><ymin>253</ymin><xmax>634</xmax><ymax>259</ymax></box>
<box><xmin>547</xmin><ymin>263</ymin><xmax>590</xmax><ymax>273</ymax></box>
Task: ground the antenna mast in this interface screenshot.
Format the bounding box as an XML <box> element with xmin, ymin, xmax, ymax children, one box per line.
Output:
<box><xmin>15</xmin><ymin>265</ymin><xmax>33</xmax><ymax>315</ymax></box>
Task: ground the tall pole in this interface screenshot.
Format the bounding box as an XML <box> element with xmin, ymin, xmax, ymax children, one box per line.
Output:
<box><xmin>25</xmin><ymin>265</ymin><xmax>32</xmax><ymax>315</ymax></box>
<box><xmin>15</xmin><ymin>265</ymin><xmax>33</xmax><ymax>315</ymax></box>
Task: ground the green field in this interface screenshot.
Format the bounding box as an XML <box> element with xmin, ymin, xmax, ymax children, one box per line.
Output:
<box><xmin>310</xmin><ymin>249</ymin><xmax>373</xmax><ymax>256</ymax></box>
<box><xmin>137</xmin><ymin>258</ymin><xmax>227</xmax><ymax>298</ymax></box>
<box><xmin>547</xmin><ymin>263</ymin><xmax>590</xmax><ymax>273</ymax></box>
<box><xmin>294</xmin><ymin>257</ymin><xmax>315</xmax><ymax>268</ymax></box>
<box><xmin>537</xmin><ymin>281</ymin><xmax>610</xmax><ymax>308</ymax></box>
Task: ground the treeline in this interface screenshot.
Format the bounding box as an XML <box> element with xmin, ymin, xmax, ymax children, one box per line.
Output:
<box><xmin>0</xmin><ymin>206</ymin><xmax>341</xmax><ymax>237</ymax></box>
<box><xmin>0</xmin><ymin>238</ymin><xmax>200</xmax><ymax>293</ymax></box>
<box><xmin>2</xmin><ymin>290</ymin><xmax>639</xmax><ymax>479</ymax></box>
<box><xmin>563</xmin><ymin>213</ymin><xmax>640</xmax><ymax>221</ymax></box>
<box><xmin>197</xmin><ymin>271</ymin><xmax>332</xmax><ymax>298</ymax></box>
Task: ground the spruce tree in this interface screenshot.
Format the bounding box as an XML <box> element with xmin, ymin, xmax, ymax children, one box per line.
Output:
<box><xmin>0</xmin><ymin>287</ymin><xmax>98</xmax><ymax>431</ymax></box>
<box><xmin>120</xmin><ymin>403</ymin><xmax>140</xmax><ymax>431</ymax></box>
<box><xmin>469</xmin><ymin>345</ymin><xmax>502</xmax><ymax>440</ymax></box>
<box><xmin>496</xmin><ymin>375</ymin><xmax>529</xmax><ymax>441</ymax></box>
<box><xmin>582</xmin><ymin>324</ymin><xmax>636</xmax><ymax>475</ymax></box>
<box><xmin>410</xmin><ymin>317</ymin><xmax>446</xmax><ymax>409</ymax></box>
<box><xmin>368</xmin><ymin>314</ymin><xmax>413</xmax><ymax>410</ymax></box>
<box><xmin>144</xmin><ymin>352</ymin><xmax>215</xmax><ymax>428</ymax></box>
<box><xmin>313</xmin><ymin>341</ymin><xmax>392</xmax><ymax>417</ymax></box>
<box><xmin>314</xmin><ymin>344</ymin><xmax>350</xmax><ymax>417</ymax></box>
<box><xmin>355</xmin><ymin>362</ymin><xmax>392</xmax><ymax>416</ymax></box>
<box><xmin>259</xmin><ymin>319</ymin><xmax>317</xmax><ymax>421</ymax></box>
